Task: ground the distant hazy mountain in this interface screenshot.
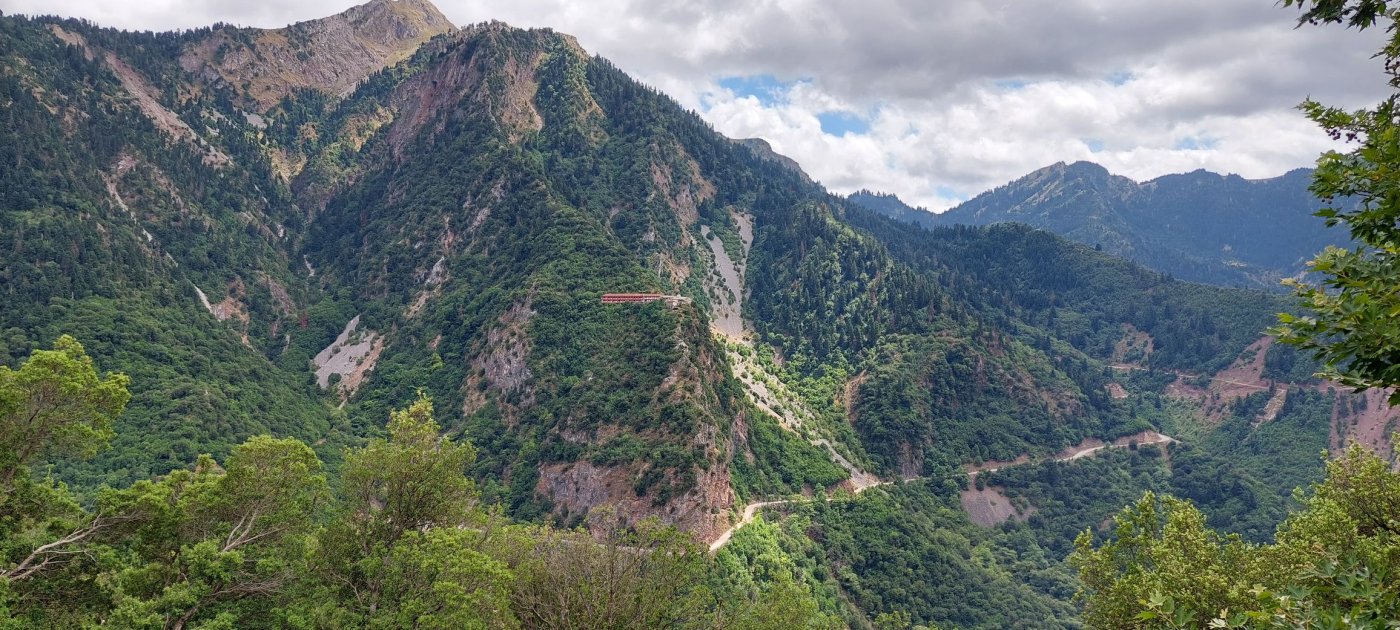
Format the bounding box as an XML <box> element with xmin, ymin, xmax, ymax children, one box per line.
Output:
<box><xmin>850</xmin><ymin>161</ymin><xmax>1352</xmax><ymax>290</ymax></box>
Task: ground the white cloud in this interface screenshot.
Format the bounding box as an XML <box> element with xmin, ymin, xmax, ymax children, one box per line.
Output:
<box><xmin>3</xmin><ymin>0</ymin><xmax>1389</xmax><ymax>209</ymax></box>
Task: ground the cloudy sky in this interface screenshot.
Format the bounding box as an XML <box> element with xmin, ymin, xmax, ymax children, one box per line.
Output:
<box><xmin>1</xmin><ymin>0</ymin><xmax>1388</xmax><ymax>210</ymax></box>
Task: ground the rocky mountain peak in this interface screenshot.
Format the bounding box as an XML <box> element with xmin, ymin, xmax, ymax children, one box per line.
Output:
<box><xmin>180</xmin><ymin>0</ymin><xmax>455</xmax><ymax>111</ymax></box>
<box><xmin>1019</xmin><ymin>160</ymin><xmax>1122</xmax><ymax>189</ymax></box>
<box><xmin>338</xmin><ymin>0</ymin><xmax>454</xmax><ymax>41</ymax></box>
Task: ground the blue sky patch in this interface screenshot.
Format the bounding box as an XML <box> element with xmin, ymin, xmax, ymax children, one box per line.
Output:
<box><xmin>817</xmin><ymin>111</ymin><xmax>871</xmax><ymax>136</ymax></box>
<box><xmin>1106</xmin><ymin>71</ymin><xmax>1134</xmax><ymax>86</ymax></box>
<box><xmin>994</xmin><ymin>79</ymin><xmax>1028</xmax><ymax>91</ymax></box>
<box><xmin>717</xmin><ymin>74</ymin><xmax>794</xmax><ymax>106</ymax></box>
<box><xmin>1174</xmin><ymin>136</ymin><xmax>1220</xmax><ymax>151</ymax></box>
<box><xmin>1083</xmin><ymin>138</ymin><xmax>1105</xmax><ymax>153</ymax></box>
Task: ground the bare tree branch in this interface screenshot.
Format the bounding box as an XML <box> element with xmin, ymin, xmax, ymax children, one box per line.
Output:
<box><xmin>2</xmin><ymin>512</ymin><xmax>114</xmax><ymax>581</ymax></box>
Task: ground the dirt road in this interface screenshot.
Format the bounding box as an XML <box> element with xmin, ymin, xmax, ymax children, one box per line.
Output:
<box><xmin>708</xmin><ymin>432</ymin><xmax>1177</xmax><ymax>552</ymax></box>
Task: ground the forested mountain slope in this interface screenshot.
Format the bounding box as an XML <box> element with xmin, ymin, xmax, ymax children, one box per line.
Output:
<box><xmin>2</xmin><ymin>2</ymin><xmax>1394</xmax><ymax>627</ymax></box>
<box><xmin>0</xmin><ymin>14</ymin><xmax>348</xmax><ymax>487</ymax></box>
<box><xmin>851</xmin><ymin>161</ymin><xmax>1352</xmax><ymax>290</ymax></box>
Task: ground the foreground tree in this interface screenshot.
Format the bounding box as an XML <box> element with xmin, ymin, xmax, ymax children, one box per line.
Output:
<box><xmin>1</xmin><ymin>374</ymin><xmax>834</xmax><ymax>628</ymax></box>
<box><xmin>1070</xmin><ymin>493</ymin><xmax>1261</xmax><ymax>628</ymax></box>
<box><xmin>493</xmin><ymin>515</ymin><xmax>708</xmax><ymax>630</ymax></box>
<box><xmin>0</xmin><ymin>335</ymin><xmax>129</xmax><ymax>497</ymax></box>
<box><xmin>99</xmin><ymin>436</ymin><xmax>328</xmax><ymax>629</ymax></box>
<box><xmin>1273</xmin><ymin>0</ymin><xmax>1400</xmax><ymax>401</ymax></box>
<box><xmin>336</xmin><ymin>396</ymin><xmax>479</xmax><ymax>543</ymax></box>
<box><xmin>1071</xmin><ymin>446</ymin><xmax>1400</xmax><ymax>628</ymax></box>
<box><xmin>0</xmin><ymin>337</ymin><xmax>128</xmax><ymax>626</ymax></box>
<box><xmin>298</xmin><ymin>396</ymin><xmax>517</xmax><ymax>629</ymax></box>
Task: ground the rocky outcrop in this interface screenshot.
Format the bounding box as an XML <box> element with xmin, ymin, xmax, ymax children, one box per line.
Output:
<box><xmin>180</xmin><ymin>0</ymin><xmax>456</xmax><ymax>111</ymax></box>
<box><xmin>649</xmin><ymin>150</ymin><xmax>715</xmax><ymax>228</ymax></box>
<box><xmin>961</xmin><ymin>483</ymin><xmax>1036</xmax><ymax>527</ymax></box>
<box><xmin>313</xmin><ymin>315</ymin><xmax>383</xmax><ymax>396</ymax></box>
<box><xmin>463</xmin><ymin>298</ymin><xmax>536</xmax><ymax>420</ymax></box>
<box><xmin>381</xmin><ymin>23</ymin><xmax>550</xmax><ymax>160</ymax></box>
<box><xmin>538</xmin><ymin>446</ymin><xmax>736</xmax><ymax>544</ymax></box>
<box><xmin>733</xmin><ymin>137</ymin><xmax>812</xmax><ymax>183</ymax></box>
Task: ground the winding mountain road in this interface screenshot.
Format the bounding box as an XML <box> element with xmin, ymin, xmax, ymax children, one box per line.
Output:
<box><xmin>708</xmin><ymin>432</ymin><xmax>1177</xmax><ymax>552</ymax></box>
<box><xmin>1107</xmin><ymin>364</ymin><xmax>1269</xmax><ymax>391</ymax></box>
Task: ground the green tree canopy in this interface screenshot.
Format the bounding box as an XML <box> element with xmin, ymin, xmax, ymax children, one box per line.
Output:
<box><xmin>1071</xmin><ymin>445</ymin><xmax>1400</xmax><ymax>628</ymax></box>
<box><xmin>98</xmin><ymin>437</ymin><xmax>328</xmax><ymax>629</ymax></box>
<box><xmin>1070</xmin><ymin>493</ymin><xmax>1262</xmax><ymax>628</ymax></box>
<box><xmin>337</xmin><ymin>395</ymin><xmax>478</xmax><ymax>547</ymax></box>
<box><xmin>0</xmin><ymin>335</ymin><xmax>129</xmax><ymax>495</ymax></box>
<box><xmin>1274</xmin><ymin>0</ymin><xmax>1400</xmax><ymax>401</ymax></box>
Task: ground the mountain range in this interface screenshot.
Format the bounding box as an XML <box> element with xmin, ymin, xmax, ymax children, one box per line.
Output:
<box><xmin>1</xmin><ymin>2</ymin><xmax>1393</xmax><ymax>627</ymax></box>
<box><xmin>850</xmin><ymin>160</ymin><xmax>1352</xmax><ymax>291</ymax></box>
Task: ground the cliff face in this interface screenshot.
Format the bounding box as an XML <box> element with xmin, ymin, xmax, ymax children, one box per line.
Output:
<box><xmin>180</xmin><ymin>0</ymin><xmax>455</xmax><ymax>110</ymax></box>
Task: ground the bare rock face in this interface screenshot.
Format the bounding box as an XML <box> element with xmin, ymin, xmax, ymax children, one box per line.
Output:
<box><xmin>181</xmin><ymin>0</ymin><xmax>456</xmax><ymax>111</ymax></box>
<box><xmin>536</xmin><ymin>425</ymin><xmax>736</xmax><ymax>544</ymax></box>
<box><xmin>961</xmin><ymin>482</ymin><xmax>1036</xmax><ymax>527</ymax></box>
<box><xmin>312</xmin><ymin>315</ymin><xmax>384</xmax><ymax>397</ymax></box>
<box><xmin>383</xmin><ymin>23</ymin><xmax>549</xmax><ymax>159</ymax></box>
